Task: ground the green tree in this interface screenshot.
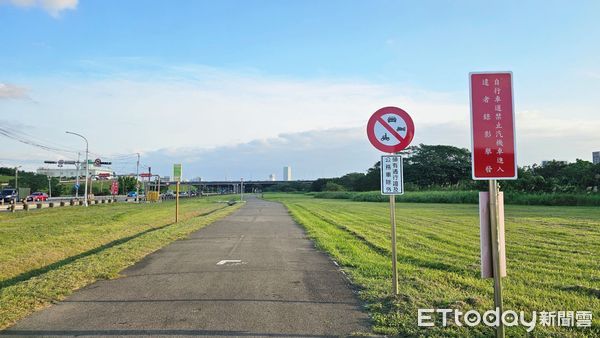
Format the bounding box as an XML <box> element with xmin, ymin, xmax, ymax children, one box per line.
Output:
<box><xmin>310</xmin><ymin>178</ymin><xmax>333</xmax><ymax>192</ymax></box>
<box><xmin>402</xmin><ymin>144</ymin><xmax>471</xmax><ymax>188</ymax></box>
<box><xmin>118</xmin><ymin>176</ymin><xmax>138</xmax><ymax>193</ymax></box>
<box><xmin>323</xmin><ymin>182</ymin><xmax>345</xmax><ymax>191</ymax></box>
<box><xmin>336</xmin><ymin>173</ymin><xmax>365</xmax><ymax>191</ymax></box>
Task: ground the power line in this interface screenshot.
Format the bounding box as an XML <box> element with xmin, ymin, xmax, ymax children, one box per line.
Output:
<box><xmin>0</xmin><ymin>127</ymin><xmax>78</xmax><ymax>158</ymax></box>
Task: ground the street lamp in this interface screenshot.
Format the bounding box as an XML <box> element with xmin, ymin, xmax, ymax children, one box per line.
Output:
<box><xmin>66</xmin><ymin>131</ymin><xmax>89</xmax><ymax>207</ymax></box>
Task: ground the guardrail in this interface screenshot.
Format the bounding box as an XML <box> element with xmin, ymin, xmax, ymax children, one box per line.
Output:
<box><xmin>0</xmin><ymin>192</ymin><xmax>218</xmax><ymax>212</ymax></box>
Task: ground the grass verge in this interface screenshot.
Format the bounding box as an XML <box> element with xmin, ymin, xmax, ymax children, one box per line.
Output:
<box><xmin>311</xmin><ymin>190</ymin><xmax>600</xmax><ymax>206</ymax></box>
<box><xmin>266</xmin><ymin>193</ymin><xmax>600</xmax><ymax>337</ymax></box>
<box><xmin>0</xmin><ymin>196</ymin><xmax>242</xmax><ymax>329</ymax></box>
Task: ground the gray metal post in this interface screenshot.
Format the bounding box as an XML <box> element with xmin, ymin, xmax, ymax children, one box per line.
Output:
<box><xmin>66</xmin><ymin>131</ymin><xmax>89</xmax><ymax>207</ymax></box>
<box><xmin>489</xmin><ymin>179</ymin><xmax>504</xmax><ymax>338</ymax></box>
<box><xmin>75</xmin><ymin>152</ymin><xmax>80</xmax><ymax>199</ymax></box>
<box><xmin>15</xmin><ymin>166</ymin><xmax>21</xmax><ymax>201</ymax></box>
<box><xmin>390</xmin><ymin>194</ymin><xmax>398</xmax><ymax>295</ymax></box>
<box><xmin>135</xmin><ymin>153</ymin><xmax>140</xmax><ymax>203</ymax></box>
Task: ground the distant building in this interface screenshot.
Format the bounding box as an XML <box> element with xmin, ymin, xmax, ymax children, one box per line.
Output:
<box><xmin>269</xmin><ymin>174</ymin><xmax>276</xmax><ymax>181</ymax></box>
<box><xmin>541</xmin><ymin>160</ymin><xmax>567</xmax><ymax>166</ymax></box>
<box><xmin>283</xmin><ymin>166</ymin><xmax>292</xmax><ymax>181</ymax></box>
<box><xmin>593</xmin><ymin>151</ymin><xmax>600</xmax><ymax>165</ymax></box>
<box><xmin>37</xmin><ymin>164</ymin><xmax>113</xmax><ymax>179</ymax></box>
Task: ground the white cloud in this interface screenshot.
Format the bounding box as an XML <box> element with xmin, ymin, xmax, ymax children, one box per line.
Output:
<box><xmin>0</xmin><ymin>83</ymin><xmax>29</xmax><ymax>99</ymax></box>
<box><xmin>2</xmin><ymin>64</ymin><xmax>599</xmax><ymax>175</ymax></box>
<box><xmin>5</xmin><ymin>65</ymin><xmax>466</xmax><ymax>155</ymax></box>
<box><xmin>2</xmin><ymin>0</ymin><xmax>77</xmax><ymax>16</ymax></box>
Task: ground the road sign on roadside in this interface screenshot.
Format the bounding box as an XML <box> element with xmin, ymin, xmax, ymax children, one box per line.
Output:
<box><xmin>380</xmin><ymin>155</ymin><xmax>404</xmax><ymax>195</ymax></box>
<box><xmin>469</xmin><ymin>72</ymin><xmax>517</xmax><ymax>180</ymax></box>
<box><xmin>366</xmin><ymin>106</ymin><xmax>415</xmax><ymax>297</ymax></box>
<box><xmin>367</xmin><ymin>106</ymin><xmax>415</xmax><ymax>153</ymax></box>
<box><xmin>173</xmin><ymin>163</ymin><xmax>182</xmax><ymax>223</ymax></box>
<box><xmin>173</xmin><ymin>164</ymin><xmax>182</xmax><ymax>182</ymax></box>
<box><xmin>470</xmin><ymin>71</ymin><xmax>516</xmax><ymax>338</ymax></box>
<box><xmin>94</xmin><ymin>158</ymin><xmax>102</xmax><ymax>167</ymax></box>
<box><xmin>111</xmin><ymin>181</ymin><xmax>119</xmax><ymax>195</ymax></box>
<box><xmin>140</xmin><ymin>173</ymin><xmax>152</xmax><ymax>178</ymax></box>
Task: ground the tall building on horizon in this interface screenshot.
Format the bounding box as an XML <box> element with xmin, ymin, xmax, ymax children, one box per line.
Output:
<box><xmin>593</xmin><ymin>151</ymin><xmax>600</xmax><ymax>165</ymax></box>
<box><xmin>283</xmin><ymin>166</ymin><xmax>292</xmax><ymax>181</ymax></box>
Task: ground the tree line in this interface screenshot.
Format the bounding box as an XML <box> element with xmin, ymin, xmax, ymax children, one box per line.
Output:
<box><xmin>269</xmin><ymin>144</ymin><xmax>600</xmax><ymax>193</ymax></box>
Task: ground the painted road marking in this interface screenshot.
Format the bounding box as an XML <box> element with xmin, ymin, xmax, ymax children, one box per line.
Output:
<box><xmin>228</xmin><ymin>235</ymin><xmax>245</xmax><ymax>256</ymax></box>
<box><xmin>216</xmin><ymin>259</ymin><xmax>243</xmax><ymax>265</ymax></box>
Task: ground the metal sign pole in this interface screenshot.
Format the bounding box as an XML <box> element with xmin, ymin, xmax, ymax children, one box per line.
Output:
<box><xmin>389</xmin><ymin>194</ymin><xmax>399</xmax><ymax>295</ymax></box>
<box><xmin>488</xmin><ymin>179</ymin><xmax>504</xmax><ymax>337</ymax></box>
<box><xmin>176</xmin><ymin>181</ymin><xmax>180</xmax><ymax>223</ymax></box>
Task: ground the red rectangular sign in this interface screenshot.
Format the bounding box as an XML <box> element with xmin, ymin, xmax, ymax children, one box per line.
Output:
<box><xmin>470</xmin><ymin>72</ymin><xmax>517</xmax><ymax>180</ymax></box>
<box><xmin>111</xmin><ymin>181</ymin><xmax>119</xmax><ymax>195</ymax></box>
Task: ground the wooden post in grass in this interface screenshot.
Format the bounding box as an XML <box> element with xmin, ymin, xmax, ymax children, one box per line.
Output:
<box><xmin>489</xmin><ymin>179</ymin><xmax>505</xmax><ymax>338</ymax></box>
<box><xmin>389</xmin><ymin>194</ymin><xmax>399</xmax><ymax>295</ymax></box>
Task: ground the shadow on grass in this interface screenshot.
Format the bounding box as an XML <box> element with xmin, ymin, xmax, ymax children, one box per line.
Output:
<box><xmin>0</xmin><ymin>206</ymin><xmax>228</xmax><ymax>289</ymax></box>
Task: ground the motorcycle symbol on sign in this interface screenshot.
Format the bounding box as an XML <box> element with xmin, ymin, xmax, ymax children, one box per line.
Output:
<box><xmin>380</xmin><ymin>133</ymin><xmax>390</xmax><ymax>141</ymax></box>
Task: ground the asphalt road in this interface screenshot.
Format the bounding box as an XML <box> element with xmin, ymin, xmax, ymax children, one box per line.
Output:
<box><xmin>2</xmin><ymin>195</ymin><xmax>370</xmax><ymax>337</ymax></box>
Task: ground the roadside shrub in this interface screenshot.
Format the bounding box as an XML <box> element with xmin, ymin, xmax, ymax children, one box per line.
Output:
<box><xmin>312</xmin><ymin>191</ymin><xmax>600</xmax><ymax>206</ymax></box>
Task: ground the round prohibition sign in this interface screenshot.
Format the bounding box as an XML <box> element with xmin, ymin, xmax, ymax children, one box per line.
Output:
<box><xmin>367</xmin><ymin>106</ymin><xmax>415</xmax><ymax>153</ymax></box>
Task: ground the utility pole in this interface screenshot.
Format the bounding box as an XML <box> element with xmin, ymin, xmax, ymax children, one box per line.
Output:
<box><xmin>240</xmin><ymin>178</ymin><xmax>244</xmax><ymax>201</ymax></box>
<box><xmin>136</xmin><ymin>153</ymin><xmax>140</xmax><ymax>203</ymax></box>
<box><xmin>66</xmin><ymin>131</ymin><xmax>89</xmax><ymax>207</ymax></box>
<box><xmin>14</xmin><ymin>166</ymin><xmax>21</xmax><ymax>201</ymax></box>
<box><xmin>48</xmin><ymin>176</ymin><xmax>52</xmax><ymax>198</ymax></box>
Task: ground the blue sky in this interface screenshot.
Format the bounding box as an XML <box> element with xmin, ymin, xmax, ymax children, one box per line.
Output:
<box><xmin>1</xmin><ymin>1</ymin><xmax>599</xmax><ymax>179</ymax></box>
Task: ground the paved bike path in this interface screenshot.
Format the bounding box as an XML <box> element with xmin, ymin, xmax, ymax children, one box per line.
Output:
<box><xmin>3</xmin><ymin>196</ymin><xmax>370</xmax><ymax>337</ymax></box>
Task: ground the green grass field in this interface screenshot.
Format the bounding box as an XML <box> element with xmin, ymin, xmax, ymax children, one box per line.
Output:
<box><xmin>311</xmin><ymin>190</ymin><xmax>600</xmax><ymax>206</ymax></box>
<box><xmin>0</xmin><ymin>196</ymin><xmax>241</xmax><ymax>329</ymax></box>
<box><xmin>265</xmin><ymin>193</ymin><xmax>600</xmax><ymax>337</ymax></box>
<box><xmin>0</xmin><ymin>175</ymin><xmax>13</xmax><ymax>185</ymax></box>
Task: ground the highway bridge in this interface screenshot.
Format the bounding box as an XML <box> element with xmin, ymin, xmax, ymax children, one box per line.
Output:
<box><xmin>163</xmin><ymin>180</ymin><xmax>315</xmax><ymax>193</ymax></box>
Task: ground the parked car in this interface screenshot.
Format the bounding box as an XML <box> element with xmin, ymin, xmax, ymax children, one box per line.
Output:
<box><xmin>163</xmin><ymin>191</ymin><xmax>175</xmax><ymax>198</ymax></box>
<box><xmin>127</xmin><ymin>191</ymin><xmax>138</xmax><ymax>198</ymax></box>
<box><xmin>1</xmin><ymin>188</ymin><xmax>18</xmax><ymax>203</ymax></box>
<box><xmin>26</xmin><ymin>192</ymin><xmax>48</xmax><ymax>202</ymax></box>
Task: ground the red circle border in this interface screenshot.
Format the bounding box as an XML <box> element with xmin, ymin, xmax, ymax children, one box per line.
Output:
<box><xmin>366</xmin><ymin>106</ymin><xmax>415</xmax><ymax>153</ymax></box>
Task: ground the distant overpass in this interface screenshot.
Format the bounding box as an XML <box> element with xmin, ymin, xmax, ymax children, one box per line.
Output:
<box><xmin>163</xmin><ymin>180</ymin><xmax>315</xmax><ymax>193</ymax></box>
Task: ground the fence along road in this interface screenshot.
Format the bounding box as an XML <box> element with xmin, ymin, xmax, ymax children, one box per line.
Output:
<box><xmin>2</xmin><ymin>194</ymin><xmax>370</xmax><ymax>337</ymax></box>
